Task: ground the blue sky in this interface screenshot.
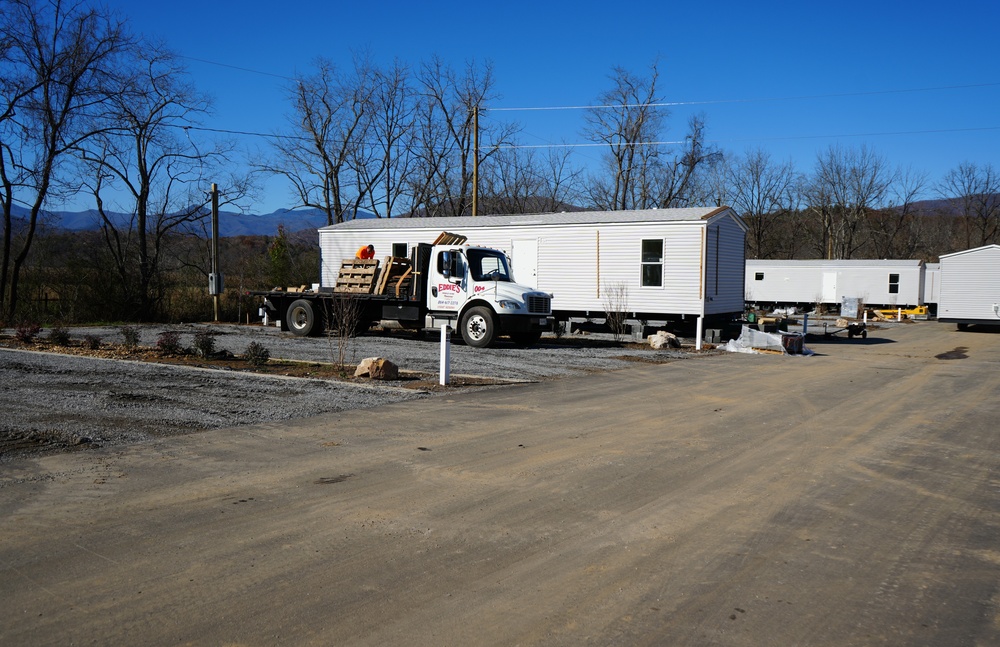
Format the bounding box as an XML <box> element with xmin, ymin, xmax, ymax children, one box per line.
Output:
<box><xmin>94</xmin><ymin>0</ymin><xmax>999</xmax><ymax>215</ymax></box>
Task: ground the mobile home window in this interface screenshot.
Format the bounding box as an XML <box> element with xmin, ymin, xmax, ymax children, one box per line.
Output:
<box><xmin>755</xmin><ymin>272</ymin><xmax>765</xmax><ymax>281</ymax></box>
<box><xmin>392</xmin><ymin>242</ymin><xmax>408</xmax><ymax>258</ymax></box>
<box><xmin>641</xmin><ymin>239</ymin><xmax>663</xmax><ymax>287</ymax></box>
<box><xmin>888</xmin><ymin>273</ymin><xmax>900</xmax><ymax>294</ymax></box>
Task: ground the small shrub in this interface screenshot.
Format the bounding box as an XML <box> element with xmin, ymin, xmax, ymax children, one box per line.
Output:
<box><xmin>48</xmin><ymin>324</ymin><xmax>71</xmax><ymax>346</ymax></box>
<box><xmin>120</xmin><ymin>325</ymin><xmax>141</xmax><ymax>350</ymax></box>
<box><xmin>243</xmin><ymin>341</ymin><xmax>270</xmax><ymax>368</ymax></box>
<box><xmin>15</xmin><ymin>321</ymin><xmax>42</xmax><ymax>343</ymax></box>
<box><xmin>83</xmin><ymin>334</ymin><xmax>102</xmax><ymax>350</ymax></box>
<box><xmin>193</xmin><ymin>330</ymin><xmax>216</xmax><ymax>357</ymax></box>
<box><xmin>156</xmin><ymin>331</ymin><xmax>182</xmax><ymax>355</ymax></box>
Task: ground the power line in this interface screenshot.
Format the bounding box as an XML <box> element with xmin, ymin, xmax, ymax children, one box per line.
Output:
<box><xmin>178</xmin><ymin>55</ymin><xmax>295</xmax><ymax>81</ymax></box>
<box><xmin>497</xmin><ymin>126</ymin><xmax>1000</xmax><ymax>150</ymax></box>
<box><xmin>490</xmin><ymin>81</ymin><xmax>1000</xmax><ymax>112</ymax></box>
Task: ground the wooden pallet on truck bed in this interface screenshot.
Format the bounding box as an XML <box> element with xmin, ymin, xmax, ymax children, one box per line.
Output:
<box><xmin>334</xmin><ymin>259</ymin><xmax>380</xmax><ymax>293</ymax></box>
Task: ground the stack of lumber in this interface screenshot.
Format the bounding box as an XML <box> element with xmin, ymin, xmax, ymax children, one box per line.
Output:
<box><xmin>334</xmin><ymin>259</ymin><xmax>380</xmax><ymax>293</ymax></box>
<box><xmin>433</xmin><ymin>231</ymin><xmax>467</xmax><ymax>245</ymax></box>
<box><xmin>375</xmin><ymin>256</ymin><xmax>414</xmax><ymax>297</ymax></box>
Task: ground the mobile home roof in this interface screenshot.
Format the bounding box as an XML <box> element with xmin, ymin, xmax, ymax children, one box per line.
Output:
<box><xmin>939</xmin><ymin>244</ymin><xmax>1000</xmax><ymax>259</ymax></box>
<box><xmin>746</xmin><ymin>259</ymin><xmax>923</xmax><ymax>268</ymax></box>
<box><xmin>319</xmin><ymin>207</ymin><xmax>740</xmax><ymax>232</ymax></box>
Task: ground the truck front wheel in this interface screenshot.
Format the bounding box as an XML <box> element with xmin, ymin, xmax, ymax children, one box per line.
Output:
<box><xmin>287</xmin><ymin>299</ymin><xmax>321</xmax><ymax>337</ymax></box>
<box><xmin>461</xmin><ymin>306</ymin><xmax>496</xmax><ymax>348</ymax></box>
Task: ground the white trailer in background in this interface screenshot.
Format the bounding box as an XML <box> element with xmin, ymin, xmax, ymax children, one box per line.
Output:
<box><xmin>937</xmin><ymin>245</ymin><xmax>1000</xmax><ymax>329</ymax></box>
<box><xmin>745</xmin><ymin>259</ymin><xmax>926</xmax><ymax>310</ymax></box>
<box><xmin>319</xmin><ymin>207</ymin><xmax>747</xmax><ymax>335</ymax></box>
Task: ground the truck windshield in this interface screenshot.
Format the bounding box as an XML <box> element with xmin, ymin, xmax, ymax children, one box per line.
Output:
<box><xmin>467</xmin><ymin>248</ymin><xmax>512</xmax><ymax>282</ymax></box>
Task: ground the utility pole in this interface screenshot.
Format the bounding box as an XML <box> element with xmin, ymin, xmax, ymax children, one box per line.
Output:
<box><xmin>209</xmin><ymin>183</ymin><xmax>222</xmax><ymax>321</ymax></box>
<box><xmin>472</xmin><ymin>106</ymin><xmax>479</xmax><ymax>216</ymax></box>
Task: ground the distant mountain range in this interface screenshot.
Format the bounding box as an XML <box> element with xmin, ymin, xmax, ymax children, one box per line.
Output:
<box><xmin>7</xmin><ymin>204</ymin><xmax>377</xmax><ymax>237</ymax></box>
<box><xmin>6</xmin><ymin>196</ymin><xmax>984</xmax><ymax>238</ymax></box>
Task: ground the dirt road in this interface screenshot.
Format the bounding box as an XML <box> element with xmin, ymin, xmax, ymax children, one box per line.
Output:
<box><xmin>2</xmin><ymin>321</ymin><xmax>998</xmax><ymax>646</ymax></box>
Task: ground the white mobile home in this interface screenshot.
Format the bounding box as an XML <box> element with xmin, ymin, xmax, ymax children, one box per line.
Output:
<box><xmin>318</xmin><ymin>207</ymin><xmax>747</xmax><ymax>328</ymax></box>
<box><xmin>937</xmin><ymin>245</ymin><xmax>1000</xmax><ymax>328</ymax></box>
<box><xmin>745</xmin><ymin>259</ymin><xmax>926</xmax><ymax>309</ymax></box>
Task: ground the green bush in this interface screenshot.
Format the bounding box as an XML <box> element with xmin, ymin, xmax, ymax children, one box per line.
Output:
<box><xmin>243</xmin><ymin>341</ymin><xmax>270</xmax><ymax>367</ymax></box>
<box><xmin>119</xmin><ymin>325</ymin><xmax>141</xmax><ymax>350</ymax></box>
<box><xmin>47</xmin><ymin>324</ymin><xmax>71</xmax><ymax>346</ymax></box>
<box><xmin>193</xmin><ymin>330</ymin><xmax>216</xmax><ymax>357</ymax></box>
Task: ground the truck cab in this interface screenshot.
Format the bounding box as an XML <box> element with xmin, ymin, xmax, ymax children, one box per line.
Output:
<box><xmin>426</xmin><ymin>244</ymin><xmax>552</xmax><ymax>347</ymax></box>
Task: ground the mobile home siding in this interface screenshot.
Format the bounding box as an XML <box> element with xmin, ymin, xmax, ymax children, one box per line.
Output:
<box><xmin>938</xmin><ymin>245</ymin><xmax>1000</xmax><ymax>323</ymax></box>
<box><xmin>707</xmin><ymin>218</ymin><xmax>747</xmax><ymax>315</ymax></box>
<box><xmin>318</xmin><ymin>208</ymin><xmax>746</xmax><ymax>320</ymax></box>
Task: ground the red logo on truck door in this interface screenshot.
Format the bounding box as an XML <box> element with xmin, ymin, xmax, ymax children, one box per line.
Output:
<box><xmin>438</xmin><ymin>283</ymin><xmax>461</xmax><ymax>294</ymax></box>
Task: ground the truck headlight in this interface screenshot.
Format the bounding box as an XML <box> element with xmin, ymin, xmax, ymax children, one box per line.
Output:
<box><xmin>498</xmin><ymin>300</ymin><xmax>522</xmax><ymax>310</ymax></box>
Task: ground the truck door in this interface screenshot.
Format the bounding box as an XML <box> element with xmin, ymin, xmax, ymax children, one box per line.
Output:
<box><xmin>429</xmin><ymin>249</ymin><xmax>466</xmax><ymax>312</ymax></box>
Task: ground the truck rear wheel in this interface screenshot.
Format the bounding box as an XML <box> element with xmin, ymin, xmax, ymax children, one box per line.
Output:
<box><xmin>287</xmin><ymin>299</ymin><xmax>321</xmax><ymax>337</ymax></box>
<box><xmin>461</xmin><ymin>306</ymin><xmax>496</xmax><ymax>348</ymax></box>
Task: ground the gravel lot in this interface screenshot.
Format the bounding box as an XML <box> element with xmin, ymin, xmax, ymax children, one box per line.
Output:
<box><xmin>1</xmin><ymin>322</ymin><xmax>699</xmax><ymax>461</ymax></box>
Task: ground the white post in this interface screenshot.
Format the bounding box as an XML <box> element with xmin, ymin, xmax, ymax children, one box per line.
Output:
<box><xmin>863</xmin><ymin>310</ymin><xmax>868</xmax><ymax>324</ymax></box>
<box><xmin>439</xmin><ymin>324</ymin><xmax>451</xmax><ymax>385</ymax></box>
<box><xmin>897</xmin><ymin>308</ymin><xmax>902</xmax><ymax>322</ymax></box>
<box><xmin>695</xmin><ymin>316</ymin><xmax>704</xmax><ymax>351</ymax></box>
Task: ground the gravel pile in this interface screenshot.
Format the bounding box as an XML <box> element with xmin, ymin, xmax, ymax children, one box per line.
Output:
<box><xmin>1</xmin><ymin>323</ymin><xmax>698</xmax><ymax>462</ymax></box>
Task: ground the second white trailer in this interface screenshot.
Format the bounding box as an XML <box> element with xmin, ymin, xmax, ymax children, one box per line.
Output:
<box><xmin>938</xmin><ymin>244</ymin><xmax>1000</xmax><ymax>329</ymax></box>
<box><xmin>745</xmin><ymin>259</ymin><xmax>926</xmax><ymax>309</ymax></box>
<box><xmin>318</xmin><ymin>207</ymin><xmax>747</xmax><ymax>329</ymax></box>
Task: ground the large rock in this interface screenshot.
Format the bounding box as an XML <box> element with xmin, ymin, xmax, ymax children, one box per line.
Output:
<box><xmin>648</xmin><ymin>331</ymin><xmax>680</xmax><ymax>349</ymax></box>
<box><xmin>354</xmin><ymin>357</ymin><xmax>399</xmax><ymax>380</ymax></box>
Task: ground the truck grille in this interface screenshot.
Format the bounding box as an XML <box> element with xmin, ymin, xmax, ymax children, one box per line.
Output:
<box><xmin>527</xmin><ymin>295</ymin><xmax>551</xmax><ymax>314</ymax></box>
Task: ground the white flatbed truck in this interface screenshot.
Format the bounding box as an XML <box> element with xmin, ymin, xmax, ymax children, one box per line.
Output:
<box><xmin>252</xmin><ymin>235</ymin><xmax>552</xmax><ymax>348</ymax></box>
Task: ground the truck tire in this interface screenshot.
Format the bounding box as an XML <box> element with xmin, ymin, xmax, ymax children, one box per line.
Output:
<box><xmin>287</xmin><ymin>299</ymin><xmax>321</xmax><ymax>337</ymax></box>
<box><xmin>461</xmin><ymin>306</ymin><xmax>496</xmax><ymax>348</ymax></box>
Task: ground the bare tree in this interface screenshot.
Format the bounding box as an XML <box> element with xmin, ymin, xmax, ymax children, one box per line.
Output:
<box><xmin>584</xmin><ymin>63</ymin><xmax>720</xmax><ymax>211</ymax></box>
<box><xmin>76</xmin><ymin>42</ymin><xmax>249</xmax><ymax>320</ymax></box>
<box><xmin>478</xmin><ymin>146</ymin><xmax>584</xmax><ymax>214</ymax></box>
<box><xmin>938</xmin><ymin>162</ymin><xmax>1000</xmax><ymax>249</ymax></box>
<box><xmin>265</xmin><ymin>55</ymin><xmax>378</xmax><ymax>226</ymax></box>
<box><xmin>584</xmin><ymin>62</ymin><xmax>665</xmax><ymax>211</ymax></box>
<box><xmin>357</xmin><ymin>59</ymin><xmax>418</xmax><ymax>218</ymax></box>
<box><xmin>806</xmin><ymin>144</ymin><xmax>896</xmax><ymax>259</ymax></box>
<box><xmin>0</xmin><ymin>0</ymin><xmax>129</xmax><ymax>318</ymax></box>
<box><xmin>651</xmin><ymin>115</ymin><xmax>724</xmax><ymax>208</ymax></box>
<box><xmin>865</xmin><ymin>167</ymin><xmax>928</xmax><ymax>259</ymax></box>
<box><xmin>410</xmin><ymin>56</ymin><xmax>518</xmax><ymax>217</ymax></box>
<box><xmin>726</xmin><ymin>148</ymin><xmax>802</xmax><ymax>259</ymax></box>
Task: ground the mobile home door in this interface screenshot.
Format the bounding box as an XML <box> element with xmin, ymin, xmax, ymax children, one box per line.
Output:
<box><xmin>511</xmin><ymin>239</ymin><xmax>539</xmax><ymax>288</ymax></box>
<box><xmin>822</xmin><ymin>272</ymin><xmax>838</xmax><ymax>303</ymax></box>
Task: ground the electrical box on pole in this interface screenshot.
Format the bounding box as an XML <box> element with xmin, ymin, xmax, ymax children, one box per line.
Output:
<box><xmin>208</xmin><ymin>272</ymin><xmax>224</xmax><ymax>295</ymax></box>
